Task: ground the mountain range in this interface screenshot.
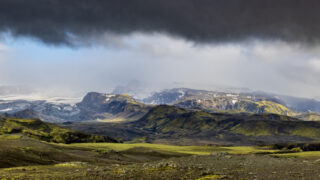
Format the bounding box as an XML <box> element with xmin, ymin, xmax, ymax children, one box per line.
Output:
<box><xmin>142</xmin><ymin>88</ymin><xmax>320</xmax><ymax>121</ymax></box>
<box><xmin>2</xmin><ymin>88</ymin><xmax>320</xmax><ymax>123</ymax></box>
<box><xmin>143</xmin><ymin>88</ymin><xmax>320</xmax><ymax>113</ymax></box>
<box><xmin>1</xmin><ymin>88</ymin><xmax>320</xmax><ymax>145</ymax></box>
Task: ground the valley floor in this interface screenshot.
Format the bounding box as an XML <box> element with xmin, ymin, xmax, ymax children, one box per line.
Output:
<box><xmin>2</xmin><ymin>153</ymin><xmax>320</xmax><ymax>179</ymax></box>
<box><xmin>1</xmin><ymin>135</ymin><xmax>320</xmax><ymax>179</ymax></box>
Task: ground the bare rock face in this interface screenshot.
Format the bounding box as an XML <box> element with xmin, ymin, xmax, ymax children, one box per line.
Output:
<box><xmin>76</xmin><ymin>92</ymin><xmax>151</xmax><ymax>122</ymax></box>
<box><xmin>77</xmin><ymin>92</ymin><xmax>112</xmax><ymax>112</ymax></box>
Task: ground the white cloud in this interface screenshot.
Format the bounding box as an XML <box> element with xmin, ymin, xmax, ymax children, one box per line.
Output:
<box><xmin>1</xmin><ymin>33</ymin><xmax>320</xmax><ymax>99</ymax></box>
<box><xmin>307</xmin><ymin>58</ymin><xmax>320</xmax><ymax>73</ymax></box>
<box><xmin>0</xmin><ymin>43</ymin><xmax>8</xmax><ymax>60</ymax></box>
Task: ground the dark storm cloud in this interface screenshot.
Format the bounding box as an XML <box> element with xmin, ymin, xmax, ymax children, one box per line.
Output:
<box><xmin>1</xmin><ymin>0</ymin><xmax>320</xmax><ymax>45</ymax></box>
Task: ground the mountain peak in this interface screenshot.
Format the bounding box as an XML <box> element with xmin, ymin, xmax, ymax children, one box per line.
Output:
<box><xmin>78</xmin><ymin>92</ymin><xmax>139</xmax><ymax>111</ymax></box>
<box><xmin>77</xmin><ymin>92</ymin><xmax>151</xmax><ymax>122</ymax></box>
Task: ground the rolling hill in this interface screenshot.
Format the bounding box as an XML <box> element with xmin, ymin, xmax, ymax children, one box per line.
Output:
<box><xmin>0</xmin><ymin>117</ymin><xmax>119</xmax><ymax>144</ymax></box>
<box><xmin>65</xmin><ymin>105</ymin><xmax>320</xmax><ymax>145</ymax></box>
<box><xmin>136</xmin><ymin>105</ymin><xmax>318</xmax><ymax>139</ymax></box>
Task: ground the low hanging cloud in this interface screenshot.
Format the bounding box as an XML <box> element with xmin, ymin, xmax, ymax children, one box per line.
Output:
<box><xmin>1</xmin><ymin>0</ymin><xmax>320</xmax><ymax>45</ymax></box>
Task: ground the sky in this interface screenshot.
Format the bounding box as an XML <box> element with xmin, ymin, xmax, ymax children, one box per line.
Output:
<box><xmin>1</xmin><ymin>0</ymin><xmax>320</xmax><ymax>99</ymax></box>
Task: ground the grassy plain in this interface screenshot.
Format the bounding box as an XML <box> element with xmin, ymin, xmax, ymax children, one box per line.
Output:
<box><xmin>67</xmin><ymin>142</ymin><xmax>279</xmax><ymax>155</ymax></box>
<box><xmin>2</xmin><ymin>134</ymin><xmax>320</xmax><ymax>179</ymax></box>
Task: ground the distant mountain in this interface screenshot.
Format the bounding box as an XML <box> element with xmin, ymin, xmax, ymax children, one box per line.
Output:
<box><xmin>0</xmin><ymin>92</ymin><xmax>151</xmax><ymax>123</ymax></box>
<box><xmin>143</xmin><ymin>88</ymin><xmax>294</xmax><ymax>116</ymax></box>
<box><xmin>175</xmin><ymin>98</ymin><xmax>294</xmax><ymax>116</ymax></box>
<box><xmin>0</xmin><ymin>117</ymin><xmax>119</xmax><ymax>143</ymax></box>
<box><xmin>143</xmin><ymin>88</ymin><xmax>320</xmax><ymax>116</ymax></box>
<box><xmin>144</xmin><ymin>88</ymin><xmax>279</xmax><ymax>104</ymax></box>
<box><xmin>0</xmin><ymin>99</ymin><xmax>80</xmax><ymax>122</ymax></box>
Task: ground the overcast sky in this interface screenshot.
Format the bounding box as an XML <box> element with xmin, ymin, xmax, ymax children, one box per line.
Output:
<box><xmin>1</xmin><ymin>0</ymin><xmax>320</xmax><ymax>99</ymax></box>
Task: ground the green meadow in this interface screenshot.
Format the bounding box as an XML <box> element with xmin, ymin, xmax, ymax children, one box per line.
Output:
<box><xmin>66</xmin><ymin>142</ymin><xmax>280</xmax><ymax>155</ymax></box>
<box><xmin>2</xmin><ymin>134</ymin><xmax>320</xmax><ymax>179</ymax></box>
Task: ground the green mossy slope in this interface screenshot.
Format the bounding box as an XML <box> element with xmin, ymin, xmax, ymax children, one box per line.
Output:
<box><xmin>0</xmin><ymin>118</ymin><xmax>119</xmax><ymax>144</ymax></box>
<box><xmin>136</xmin><ymin>105</ymin><xmax>320</xmax><ymax>141</ymax></box>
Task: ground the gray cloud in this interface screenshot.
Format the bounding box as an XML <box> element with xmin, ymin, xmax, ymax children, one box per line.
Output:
<box><xmin>1</xmin><ymin>0</ymin><xmax>320</xmax><ymax>45</ymax></box>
